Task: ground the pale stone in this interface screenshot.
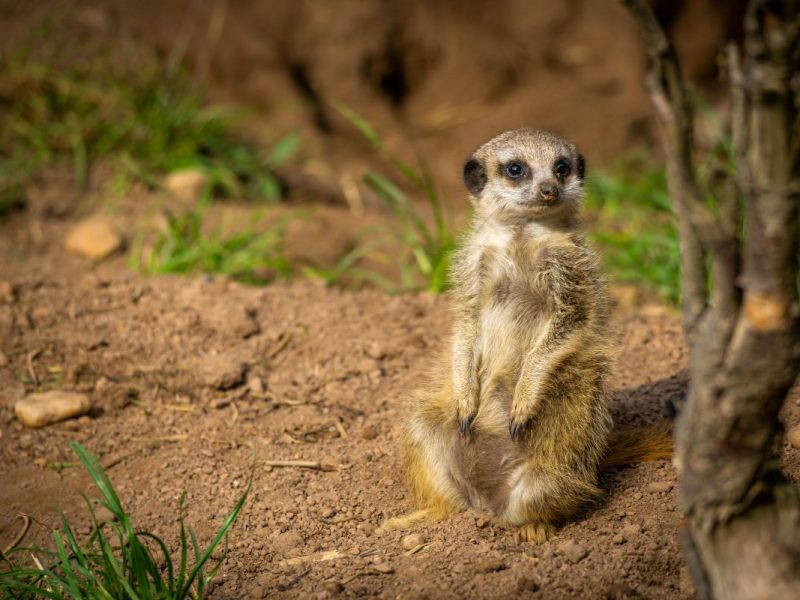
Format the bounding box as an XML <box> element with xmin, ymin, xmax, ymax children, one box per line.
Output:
<box><xmin>787</xmin><ymin>427</ymin><xmax>800</xmax><ymax>449</ymax></box>
<box><xmin>65</xmin><ymin>217</ymin><xmax>123</xmax><ymax>260</ymax></box>
<box><xmin>15</xmin><ymin>390</ymin><xmax>91</xmax><ymax>428</ymax></box>
<box><xmin>164</xmin><ymin>168</ymin><xmax>210</xmax><ymax>202</ymax></box>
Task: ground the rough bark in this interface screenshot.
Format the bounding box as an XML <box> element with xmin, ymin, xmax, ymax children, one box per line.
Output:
<box><xmin>619</xmin><ymin>1</ymin><xmax>800</xmax><ymax>598</ymax></box>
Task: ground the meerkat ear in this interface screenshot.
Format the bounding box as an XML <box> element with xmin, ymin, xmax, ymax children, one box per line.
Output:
<box><xmin>463</xmin><ymin>158</ymin><xmax>487</xmax><ymax>197</ymax></box>
<box><xmin>577</xmin><ymin>154</ymin><xmax>586</xmax><ymax>180</ymax></box>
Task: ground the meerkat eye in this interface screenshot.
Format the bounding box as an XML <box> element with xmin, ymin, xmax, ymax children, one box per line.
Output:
<box><xmin>554</xmin><ymin>159</ymin><xmax>571</xmax><ymax>179</ymax></box>
<box><xmin>505</xmin><ymin>162</ymin><xmax>524</xmax><ymax>179</ymax></box>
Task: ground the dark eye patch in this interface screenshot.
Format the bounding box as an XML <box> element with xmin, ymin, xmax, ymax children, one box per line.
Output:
<box><xmin>554</xmin><ymin>159</ymin><xmax>571</xmax><ymax>179</ymax></box>
<box><xmin>499</xmin><ymin>160</ymin><xmax>529</xmax><ymax>182</ymax></box>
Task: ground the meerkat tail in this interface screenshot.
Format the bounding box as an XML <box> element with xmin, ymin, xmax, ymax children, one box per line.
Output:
<box><xmin>380</xmin><ymin>507</ymin><xmax>450</xmax><ymax>532</ymax></box>
<box><xmin>601</xmin><ymin>421</ymin><xmax>673</xmax><ymax>468</ymax></box>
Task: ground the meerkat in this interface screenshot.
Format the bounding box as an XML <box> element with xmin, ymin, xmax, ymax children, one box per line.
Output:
<box><xmin>381</xmin><ymin>128</ymin><xmax>671</xmax><ymax>542</ymax></box>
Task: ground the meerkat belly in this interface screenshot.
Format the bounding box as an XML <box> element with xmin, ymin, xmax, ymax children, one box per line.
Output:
<box><xmin>477</xmin><ymin>275</ymin><xmax>548</xmax><ymax>410</ymax></box>
<box><xmin>453</xmin><ymin>278</ymin><xmax>549</xmax><ymax>514</ymax></box>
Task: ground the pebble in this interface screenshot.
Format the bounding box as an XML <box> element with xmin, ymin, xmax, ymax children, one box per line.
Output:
<box><xmin>164</xmin><ymin>168</ymin><xmax>210</xmax><ymax>202</ymax></box>
<box><xmin>557</xmin><ymin>539</ymin><xmax>588</xmax><ymax>564</ymax></box>
<box><xmin>612</xmin><ymin>533</ymin><xmax>626</xmax><ymax>545</ymax></box>
<box><xmin>247</xmin><ymin>375</ymin><xmax>265</xmax><ymax>396</ymax></box>
<box><xmin>475</xmin><ymin>517</ymin><xmax>488</xmax><ymax>529</ymax></box>
<box><xmin>366</xmin><ymin>342</ymin><xmax>387</xmax><ymax>360</ymax></box>
<box><xmin>788</xmin><ymin>427</ymin><xmax>800</xmax><ymax>449</ymax></box>
<box><xmin>199</xmin><ymin>353</ymin><xmax>247</xmax><ymax>389</ymax></box>
<box><xmin>516</xmin><ymin>576</ymin><xmax>540</xmax><ymax>592</ymax></box>
<box><xmin>94</xmin><ymin>506</ymin><xmax>116</xmax><ymax>524</ymax></box>
<box><xmin>360</xmin><ymin>424</ymin><xmax>379</xmax><ymax>440</ymax></box>
<box><xmin>622</xmin><ymin>523</ymin><xmax>641</xmax><ymax>537</ymax></box>
<box><xmin>0</xmin><ymin>280</ymin><xmax>16</xmax><ymax>303</ymax></box>
<box><xmin>478</xmin><ymin>558</ymin><xmax>507</xmax><ymax>573</ymax></box>
<box><xmin>372</xmin><ymin>562</ymin><xmax>394</xmax><ymax>574</ymax></box>
<box><xmin>646</xmin><ymin>481</ymin><xmax>674</xmax><ymax>494</ymax></box>
<box><xmin>65</xmin><ymin>216</ymin><xmax>123</xmax><ymax>260</ymax></box>
<box><xmin>0</xmin><ymin>350</ymin><xmax>9</xmax><ymax>367</ymax></box>
<box><xmin>401</xmin><ymin>533</ymin><xmax>424</xmax><ymax>550</ymax></box>
<box><xmin>15</xmin><ymin>390</ymin><xmax>91</xmax><ymax>428</ymax></box>
<box><xmin>323</xmin><ymin>581</ymin><xmax>343</xmax><ymax>594</ymax></box>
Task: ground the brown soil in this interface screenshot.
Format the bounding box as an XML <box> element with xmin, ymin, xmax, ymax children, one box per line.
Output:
<box><xmin>2</xmin><ymin>210</ymin><xmax>799</xmax><ymax>599</ymax></box>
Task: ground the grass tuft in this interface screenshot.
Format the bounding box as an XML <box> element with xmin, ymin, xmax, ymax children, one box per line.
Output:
<box><xmin>584</xmin><ymin>161</ymin><xmax>680</xmax><ymax>305</ymax></box>
<box><xmin>0</xmin><ymin>23</ymin><xmax>295</xmax><ymax>202</ymax></box>
<box><xmin>0</xmin><ymin>442</ymin><xmax>251</xmax><ymax>599</ymax></box>
<box><xmin>331</xmin><ymin>102</ymin><xmax>458</xmax><ymax>293</ymax></box>
<box><xmin>131</xmin><ymin>197</ymin><xmax>293</xmax><ymax>284</ymax></box>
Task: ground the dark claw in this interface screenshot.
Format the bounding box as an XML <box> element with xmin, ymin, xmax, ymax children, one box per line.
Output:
<box><xmin>457</xmin><ymin>413</ymin><xmax>475</xmax><ymax>436</ymax></box>
<box><xmin>509</xmin><ymin>418</ymin><xmax>529</xmax><ymax>441</ymax></box>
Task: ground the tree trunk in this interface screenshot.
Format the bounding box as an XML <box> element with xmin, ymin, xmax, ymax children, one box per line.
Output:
<box><xmin>619</xmin><ymin>1</ymin><xmax>800</xmax><ymax>597</ymax></box>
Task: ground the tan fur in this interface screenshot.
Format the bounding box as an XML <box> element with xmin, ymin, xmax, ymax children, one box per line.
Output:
<box><xmin>383</xmin><ymin>129</ymin><xmax>666</xmax><ymax>542</ymax></box>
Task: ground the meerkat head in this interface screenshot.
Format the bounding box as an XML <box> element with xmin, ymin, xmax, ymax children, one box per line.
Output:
<box><xmin>462</xmin><ymin>128</ymin><xmax>586</xmax><ymax>222</ymax></box>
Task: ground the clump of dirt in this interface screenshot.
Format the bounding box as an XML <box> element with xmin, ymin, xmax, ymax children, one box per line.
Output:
<box><xmin>2</xmin><ymin>223</ymin><xmax>799</xmax><ymax>598</ymax></box>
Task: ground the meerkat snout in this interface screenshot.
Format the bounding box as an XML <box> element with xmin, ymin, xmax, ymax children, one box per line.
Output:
<box><xmin>538</xmin><ymin>180</ymin><xmax>559</xmax><ymax>203</ymax></box>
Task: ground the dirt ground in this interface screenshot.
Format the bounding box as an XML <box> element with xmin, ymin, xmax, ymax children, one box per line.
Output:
<box><xmin>2</xmin><ymin>207</ymin><xmax>799</xmax><ymax>599</ymax></box>
<box><xmin>2</xmin><ymin>1</ymin><xmax>799</xmax><ymax>598</ymax></box>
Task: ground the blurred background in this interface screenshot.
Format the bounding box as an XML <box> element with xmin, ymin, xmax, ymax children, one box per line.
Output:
<box><xmin>0</xmin><ymin>0</ymin><xmax>747</xmax><ymax>304</ymax></box>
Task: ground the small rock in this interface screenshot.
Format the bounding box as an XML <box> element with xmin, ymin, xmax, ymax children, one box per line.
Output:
<box><xmin>199</xmin><ymin>353</ymin><xmax>246</xmax><ymax>390</ymax></box>
<box><xmin>516</xmin><ymin>576</ymin><xmax>540</xmax><ymax>592</ymax></box>
<box><xmin>0</xmin><ymin>281</ymin><xmax>17</xmax><ymax>303</ymax></box>
<box><xmin>622</xmin><ymin>523</ymin><xmax>641</xmax><ymax>537</ymax></box>
<box><xmin>94</xmin><ymin>506</ymin><xmax>116</xmax><ymax>524</ymax></box>
<box><xmin>0</xmin><ymin>350</ymin><xmax>9</xmax><ymax>367</ymax></box>
<box><xmin>372</xmin><ymin>562</ymin><xmax>394</xmax><ymax>574</ymax></box>
<box><xmin>94</xmin><ymin>377</ymin><xmax>112</xmax><ymax>393</ymax></box>
<box><xmin>401</xmin><ymin>533</ymin><xmax>424</xmax><ymax>550</ymax></box>
<box><xmin>788</xmin><ymin>427</ymin><xmax>800</xmax><ymax>449</ymax></box>
<box><xmin>475</xmin><ymin>517</ymin><xmax>488</xmax><ymax>529</ymax></box>
<box><xmin>357</xmin><ymin>358</ymin><xmax>380</xmax><ymax>374</ymax></box>
<box><xmin>315</xmin><ymin>592</ymin><xmax>330</xmax><ymax>600</ymax></box>
<box><xmin>247</xmin><ymin>375</ymin><xmax>265</xmax><ymax>396</ymax></box>
<box><xmin>632</xmin><ymin>492</ymin><xmax>643</xmax><ymax>501</ymax></box>
<box><xmin>164</xmin><ymin>168</ymin><xmax>210</xmax><ymax>202</ymax></box>
<box><xmin>15</xmin><ymin>391</ymin><xmax>91</xmax><ymax>428</ymax></box>
<box><xmin>366</xmin><ymin>342</ymin><xmax>387</xmax><ymax>360</ymax></box>
<box><xmin>360</xmin><ymin>424</ymin><xmax>379</xmax><ymax>440</ymax></box>
<box><xmin>323</xmin><ymin>581</ymin><xmax>343</xmax><ymax>594</ymax></box>
<box><xmin>646</xmin><ymin>481</ymin><xmax>673</xmax><ymax>494</ymax></box>
<box><xmin>33</xmin><ymin>457</ymin><xmax>47</xmax><ymax>468</ymax></box>
<box><xmin>612</xmin><ymin>533</ymin><xmax>626</xmax><ymax>545</ymax></box>
<box><xmin>558</xmin><ymin>539</ymin><xmax>588</xmax><ymax>564</ymax></box>
<box><xmin>479</xmin><ymin>558</ymin><xmax>507</xmax><ymax>573</ymax></box>
<box><xmin>65</xmin><ymin>216</ymin><xmax>123</xmax><ymax>260</ymax></box>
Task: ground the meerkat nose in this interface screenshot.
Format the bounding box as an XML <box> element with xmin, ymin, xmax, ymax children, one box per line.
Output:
<box><xmin>538</xmin><ymin>181</ymin><xmax>559</xmax><ymax>203</ymax></box>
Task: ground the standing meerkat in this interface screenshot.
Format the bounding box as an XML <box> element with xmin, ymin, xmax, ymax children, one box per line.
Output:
<box><xmin>382</xmin><ymin>128</ymin><xmax>670</xmax><ymax>542</ymax></box>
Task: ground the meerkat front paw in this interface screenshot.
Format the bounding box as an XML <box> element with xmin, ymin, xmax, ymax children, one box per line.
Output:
<box><xmin>455</xmin><ymin>388</ymin><xmax>479</xmax><ymax>436</ymax></box>
<box><xmin>455</xmin><ymin>406</ymin><xmax>476</xmax><ymax>436</ymax></box>
<box><xmin>519</xmin><ymin>522</ymin><xmax>555</xmax><ymax>543</ymax></box>
<box><xmin>508</xmin><ymin>404</ymin><xmax>536</xmax><ymax>441</ymax></box>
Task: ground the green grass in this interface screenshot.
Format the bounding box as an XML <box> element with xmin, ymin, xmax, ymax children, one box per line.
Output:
<box><xmin>131</xmin><ymin>198</ymin><xmax>293</xmax><ymax>284</ymax></box>
<box><xmin>0</xmin><ymin>23</ymin><xmax>296</xmax><ymax>203</ymax></box>
<box><xmin>0</xmin><ymin>442</ymin><xmax>251</xmax><ymax>599</ymax></box>
<box><xmin>584</xmin><ymin>160</ymin><xmax>680</xmax><ymax>304</ymax></box>
<box><xmin>330</xmin><ymin>102</ymin><xmax>458</xmax><ymax>293</ymax></box>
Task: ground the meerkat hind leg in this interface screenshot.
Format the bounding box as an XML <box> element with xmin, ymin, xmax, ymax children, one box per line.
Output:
<box><xmin>519</xmin><ymin>521</ymin><xmax>556</xmax><ymax>543</ymax></box>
